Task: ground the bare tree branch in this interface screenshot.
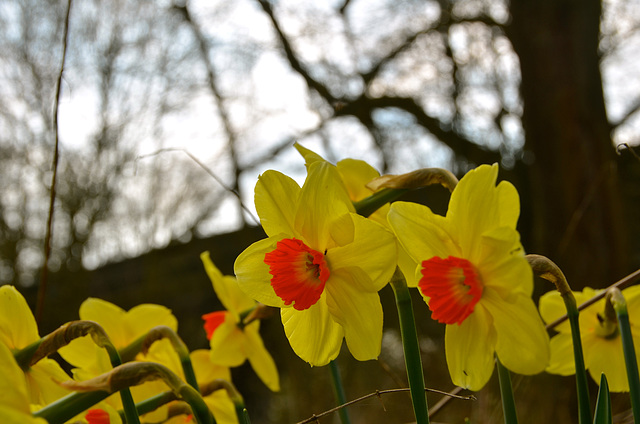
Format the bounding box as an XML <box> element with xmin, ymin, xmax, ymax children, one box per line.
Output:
<box><xmin>255</xmin><ymin>0</ymin><xmax>338</xmax><ymax>105</ymax></box>
<box><xmin>172</xmin><ymin>1</ymin><xmax>246</xmax><ymax>226</ymax></box>
<box><xmin>336</xmin><ymin>95</ymin><xmax>502</xmax><ymax>165</ymax></box>
<box><xmin>36</xmin><ymin>0</ymin><xmax>72</xmax><ymax>325</ymax></box>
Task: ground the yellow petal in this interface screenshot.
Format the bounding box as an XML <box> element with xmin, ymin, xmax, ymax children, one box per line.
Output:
<box><xmin>546</xmin><ymin>333</ymin><xmax>577</xmax><ymax>375</ymax></box>
<box><xmin>294</xmin><ymin>161</ymin><xmax>353</xmax><ymax>250</ymax></box>
<box><xmin>79</xmin><ymin>298</ymin><xmax>128</xmax><ymax>347</ymax></box>
<box><xmin>397</xmin><ymin>244</ymin><xmax>420</xmax><ymax>287</ymax></box>
<box><xmin>205</xmin><ymin>390</ymin><xmax>239</xmax><ymax>424</ymax></box>
<box><xmin>26</xmin><ymin>359</ymin><xmax>72</xmax><ymax>405</ymax></box>
<box><xmin>538</xmin><ymin>290</ymin><xmax>573</xmax><ymax>334</ymax></box>
<box><xmin>209</xmin><ymin>315</ymin><xmax>248</xmax><ymax>367</ymax></box>
<box><xmin>325</xmin><ymin>271</ymin><xmax>383</xmax><ymax>361</ymax></box>
<box><xmin>57</xmin><ymin>333</ymin><xmax>110</xmax><ymax>375</ymax></box>
<box><xmin>336</xmin><ymin>158</ymin><xmax>381</xmax><ymax>201</ymax></box>
<box><xmin>478</xmin><ymin>227</ymin><xmax>532</xmax><ymax>297</ymax></box>
<box><xmin>0</xmin><ymin>285</ymin><xmax>39</xmax><ymax>349</ymax></box>
<box><xmin>255</xmin><ymin>170</ymin><xmax>300</xmax><ymax>237</ymax></box>
<box><xmin>201</xmin><ymin>251</ymin><xmax>255</xmax><ymax>317</ymax></box>
<box><xmin>585</xmin><ymin>336</ymin><xmax>629</xmax><ymax>392</ymax></box>
<box><xmin>0</xmin><ymin>342</ymin><xmax>31</xmax><ymax>414</ymax></box>
<box><xmin>234</xmin><ymin>235</ymin><xmax>286</xmax><ymax>308</ymax></box>
<box><xmin>125</xmin><ymin>304</ymin><xmax>178</xmax><ymax>342</ymax></box>
<box><xmin>388</xmin><ymin>201</ymin><xmax>458</xmax><ymax>262</ymax></box>
<box><xmin>483</xmin><ymin>289</ymin><xmax>549</xmax><ymax>375</ymax></box>
<box><xmin>281</xmin><ymin>295</ymin><xmax>344</xmax><ymax>366</ymax></box>
<box><xmin>191</xmin><ymin>349</ymin><xmax>231</xmax><ymax>383</ymax></box>
<box><xmin>444</xmin><ymin>304</ymin><xmax>496</xmax><ymax>390</ymax></box>
<box><xmin>245</xmin><ymin>323</ymin><xmax>281</xmax><ymax>391</ymax></box>
<box><xmin>326</xmin><ymin>213</ymin><xmax>396</xmax><ymax>292</ymax></box>
<box><xmin>448</xmin><ymin>164</ymin><xmax>520</xmax><ymax>260</ymax></box>
<box><xmin>294</xmin><ymin>142</ymin><xmax>326</xmax><ymax>166</ymax></box>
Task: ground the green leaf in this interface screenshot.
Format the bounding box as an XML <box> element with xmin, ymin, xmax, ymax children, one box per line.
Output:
<box><xmin>593</xmin><ymin>373</ymin><xmax>612</xmax><ymax>424</ymax></box>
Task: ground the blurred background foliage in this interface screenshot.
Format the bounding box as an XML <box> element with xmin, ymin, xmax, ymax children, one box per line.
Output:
<box><xmin>2</xmin><ymin>0</ymin><xmax>640</xmax><ymax>422</ymax></box>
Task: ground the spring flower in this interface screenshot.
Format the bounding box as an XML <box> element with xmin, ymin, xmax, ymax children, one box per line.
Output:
<box><xmin>539</xmin><ymin>285</ymin><xmax>640</xmax><ymax>392</ymax></box>
<box><xmin>294</xmin><ymin>143</ymin><xmax>418</xmax><ymax>286</ymax></box>
<box><xmin>58</xmin><ymin>298</ymin><xmax>179</xmax><ymax>422</ymax></box>
<box><xmin>143</xmin><ymin>340</ymin><xmax>238</xmax><ymax>424</ymax></box>
<box><xmin>235</xmin><ymin>158</ymin><xmax>397</xmax><ymax>366</ymax></box>
<box><xmin>0</xmin><ymin>341</ymin><xmax>48</xmax><ymax>424</ymax></box>
<box><xmin>201</xmin><ymin>251</ymin><xmax>280</xmax><ymax>391</ymax></box>
<box><xmin>388</xmin><ymin>164</ymin><xmax>549</xmax><ymax>390</ymax></box>
<box><xmin>0</xmin><ymin>285</ymin><xmax>71</xmax><ymax>406</ymax></box>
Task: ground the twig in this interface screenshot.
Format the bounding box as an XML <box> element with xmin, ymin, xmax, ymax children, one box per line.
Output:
<box><xmin>546</xmin><ymin>268</ymin><xmax>640</xmax><ymax>330</ymax></box>
<box><xmin>36</xmin><ymin>0</ymin><xmax>73</xmax><ymax>325</ymax></box>
<box><xmin>135</xmin><ymin>148</ymin><xmax>259</xmax><ymax>225</ymax></box>
<box><xmin>295</xmin><ymin>387</ymin><xmax>475</xmax><ymax>424</ymax></box>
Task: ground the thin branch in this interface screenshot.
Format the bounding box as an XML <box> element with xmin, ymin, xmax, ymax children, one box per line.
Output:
<box><xmin>295</xmin><ymin>387</ymin><xmax>475</xmax><ymax>424</ymax></box>
<box><xmin>172</xmin><ymin>2</ymin><xmax>246</xmax><ymax>225</ymax></box>
<box><xmin>361</xmin><ymin>29</ymin><xmax>431</xmax><ymax>85</ymax></box>
<box><xmin>36</xmin><ymin>0</ymin><xmax>72</xmax><ymax>325</ymax></box>
<box><xmin>255</xmin><ymin>0</ymin><xmax>337</xmax><ymax>104</ymax></box>
<box><xmin>135</xmin><ymin>148</ymin><xmax>260</xmax><ymax>226</ymax></box>
<box><xmin>545</xmin><ymin>267</ymin><xmax>640</xmax><ymax>330</ymax></box>
<box><xmin>336</xmin><ymin>95</ymin><xmax>502</xmax><ymax>165</ymax></box>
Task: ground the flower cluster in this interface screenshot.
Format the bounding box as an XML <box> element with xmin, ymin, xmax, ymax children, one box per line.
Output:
<box><xmin>2</xmin><ymin>142</ymin><xmax>639</xmax><ymax>424</ymax></box>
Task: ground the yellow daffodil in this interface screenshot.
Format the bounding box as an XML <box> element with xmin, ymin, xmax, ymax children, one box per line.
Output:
<box><xmin>0</xmin><ymin>285</ymin><xmax>71</xmax><ymax>406</ymax></box>
<box><xmin>200</xmin><ymin>251</ymin><xmax>280</xmax><ymax>392</ymax></box>
<box><xmin>294</xmin><ymin>143</ymin><xmax>418</xmax><ymax>286</ymax></box>
<box><xmin>234</xmin><ymin>157</ymin><xmax>397</xmax><ymax>366</ymax></box>
<box><xmin>143</xmin><ymin>340</ymin><xmax>238</xmax><ymax>424</ymax></box>
<box><xmin>388</xmin><ymin>164</ymin><xmax>550</xmax><ymax>390</ymax></box>
<box><xmin>0</xmin><ymin>341</ymin><xmax>48</xmax><ymax>424</ymax></box>
<box><xmin>539</xmin><ymin>286</ymin><xmax>640</xmax><ymax>392</ymax></box>
<box><xmin>58</xmin><ymin>298</ymin><xmax>179</xmax><ymax>422</ymax></box>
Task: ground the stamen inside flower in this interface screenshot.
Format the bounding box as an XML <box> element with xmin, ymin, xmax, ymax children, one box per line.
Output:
<box><xmin>419</xmin><ymin>256</ymin><xmax>483</xmax><ymax>325</ymax></box>
<box><xmin>202</xmin><ymin>311</ymin><xmax>227</xmax><ymax>340</ymax></box>
<box><xmin>264</xmin><ymin>238</ymin><xmax>330</xmax><ymax>310</ymax></box>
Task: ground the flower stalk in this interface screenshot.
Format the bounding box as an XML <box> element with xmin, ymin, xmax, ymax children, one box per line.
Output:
<box><xmin>329</xmin><ymin>360</ymin><xmax>352</xmax><ymax>424</ymax></box>
<box><xmin>607</xmin><ymin>288</ymin><xmax>640</xmax><ymax>420</ymax></box>
<box><xmin>527</xmin><ymin>254</ymin><xmax>591</xmax><ymax>424</ymax></box>
<box><xmin>141</xmin><ymin>325</ymin><xmax>199</xmax><ymax>392</ymax></box>
<box><xmin>496</xmin><ymin>358</ymin><xmax>518</xmax><ymax>424</ymax></box>
<box><xmin>390</xmin><ymin>268</ymin><xmax>430</xmax><ymax>424</ymax></box>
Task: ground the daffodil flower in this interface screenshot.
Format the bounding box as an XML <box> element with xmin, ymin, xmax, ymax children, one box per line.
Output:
<box><xmin>57</xmin><ymin>298</ymin><xmax>179</xmax><ymax>422</ymax></box>
<box><xmin>143</xmin><ymin>339</ymin><xmax>238</xmax><ymax>424</ymax></box>
<box><xmin>234</xmin><ymin>159</ymin><xmax>397</xmax><ymax>366</ymax></box>
<box><xmin>539</xmin><ymin>285</ymin><xmax>640</xmax><ymax>392</ymax></box>
<box><xmin>0</xmin><ymin>285</ymin><xmax>71</xmax><ymax>406</ymax></box>
<box><xmin>201</xmin><ymin>251</ymin><xmax>280</xmax><ymax>392</ymax></box>
<box><xmin>388</xmin><ymin>164</ymin><xmax>550</xmax><ymax>390</ymax></box>
<box><xmin>0</xmin><ymin>341</ymin><xmax>48</xmax><ymax>424</ymax></box>
<box><xmin>294</xmin><ymin>143</ymin><xmax>418</xmax><ymax>285</ymax></box>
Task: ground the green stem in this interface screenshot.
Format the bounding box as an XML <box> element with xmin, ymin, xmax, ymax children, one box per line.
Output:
<box><xmin>390</xmin><ymin>268</ymin><xmax>430</xmax><ymax>424</ymax></box>
<box><xmin>353</xmin><ymin>188</ymin><xmax>408</xmax><ymax>217</ymax></box>
<box><xmin>561</xmin><ymin>293</ymin><xmax>591</xmax><ymax>424</ymax></box>
<box><xmin>609</xmin><ymin>288</ymin><xmax>640</xmax><ymax>421</ymax></box>
<box><xmin>118</xmin><ymin>391</ymin><xmax>178</xmax><ymax>421</ymax></box>
<box><xmin>34</xmin><ymin>391</ymin><xmax>111</xmax><ymax>424</ymax></box>
<box><xmin>329</xmin><ymin>360</ymin><xmax>352</xmax><ymax>424</ymax></box>
<box><xmin>104</xmin><ymin>341</ymin><xmax>140</xmax><ymax>424</ymax></box>
<box><xmin>526</xmin><ymin>255</ymin><xmax>591</xmax><ymax>424</ymax></box>
<box><xmin>496</xmin><ymin>358</ymin><xmax>518</xmax><ymax>424</ymax></box>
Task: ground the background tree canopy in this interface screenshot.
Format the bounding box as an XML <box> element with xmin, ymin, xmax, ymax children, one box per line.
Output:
<box><xmin>2</xmin><ymin>0</ymin><xmax>640</xmax><ymax>422</ymax></box>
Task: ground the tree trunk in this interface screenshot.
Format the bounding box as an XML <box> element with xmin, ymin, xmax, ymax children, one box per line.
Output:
<box><xmin>507</xmin><ymin>0</ymin><xmax>628</xmax><ymax>288</ymax></box>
